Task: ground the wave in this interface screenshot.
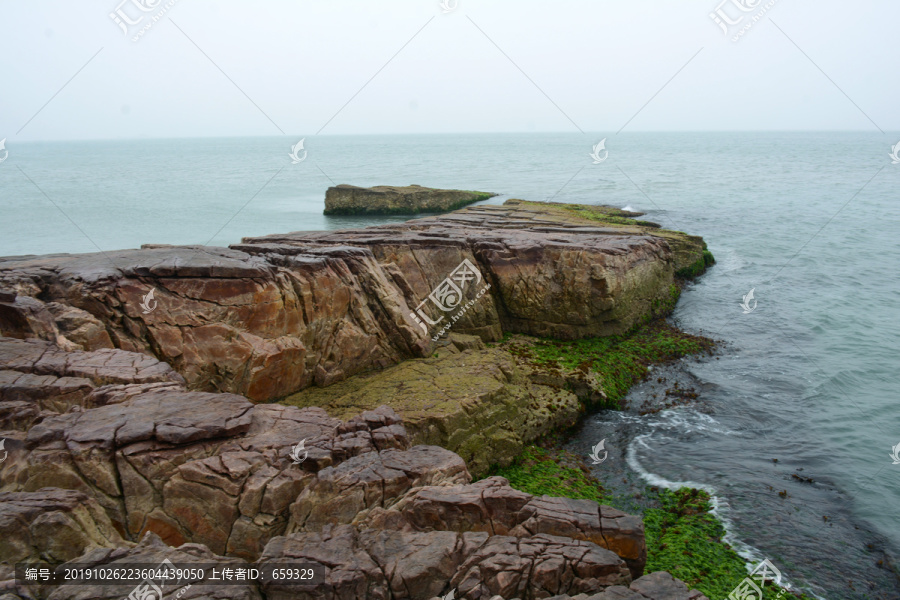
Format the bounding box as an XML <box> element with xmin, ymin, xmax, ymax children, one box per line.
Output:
<box><xmin>626</xmin><ymin>428</ymin><xmax>824</xmax><ymax>599</ymax></box>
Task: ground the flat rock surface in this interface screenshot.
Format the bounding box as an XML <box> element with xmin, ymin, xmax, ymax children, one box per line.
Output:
<box><xmin>323</xmin><ymin>184</ymin><xmax>496</xmax><ymax>215</ymax></box>
<box><xmin>0</xmin><ymin>201</ymin><xmax>704</xmax><ymax>401</ymax></box>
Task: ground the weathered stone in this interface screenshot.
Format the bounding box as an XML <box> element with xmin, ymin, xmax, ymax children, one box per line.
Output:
<box><xmin>259</xmin><ymin>525</ymin><xmax>630</xmax><ymax>600</ymax></box>
<box><xmin>0</xmin><ymin>488</ymin><xmax>127</xmax><ymax>565</ymax></box>
<box><xmin>44</xmin><ymin>303</ymin><xmax>114</xmax><ymax>351</ymax></box>
<box><xmin>283</xmin><ymin>339</ymin><xmax>593</xmax><ymax>475</ymax></box>
<box><xmin>0</xmin><ymin>389</ymin><xmax>708</xmax><ymax>600</ymax></box>
<box><xmin>0</xmin><ymin>201</ymin><xmax>706</xmax><ymax>402</ymax></box>
<box><xmin>324</xmin><ymin>184</ymin><xmax>496</xmax><ymax>215</ymax></box>
<box><xmin>0</xmin><ymin>337</ymin><xmax>184</xmax><ymax>387</ymax></box>
<box><xmin>626</xmin><ymin>571</ymin><xmax>709</xmax><ymax>600</ymax></box>
<box><xmin>581</xmin><ymin>572</ymin><xmax>709</xmax><ymax>600</ymax></box>
<box><xmin>450</xmin><ymin>533</ymin><xmax>631</xmax><ymax>598</ymax></box>
<box><xmin>362</xmin><ymin>476</ymin><xmax>646</xmax><ymax>579</ymax></box>
<box><xmin>287</xmin><ymin>445</ymin><xmax>469</xmax><ymax>533</ymax></box>
<box><xmin>39</xmin><ymin>532</ymin><xmax>261</xmax><ymax>600</ymax></box>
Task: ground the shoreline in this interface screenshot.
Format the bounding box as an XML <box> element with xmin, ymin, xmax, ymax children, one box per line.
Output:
<box><xmin>0</xmin><ymin>198</ymin><xmax>794</xmax><ymax>599</ymax></box>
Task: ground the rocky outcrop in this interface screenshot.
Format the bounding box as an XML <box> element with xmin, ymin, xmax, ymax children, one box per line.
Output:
<box><xmin>324</xmin><ymin>184</ymin><xmax>496</xmax><ymax>215</ymax></box>
<box><xmin>0</xmin><ymin>331</ymin><xmax>706</xmax><ymax>599</ymax></box>
<box><xmin>358</xmin><ymin>476</ymin><xmax>646</xmax><ymax>580</ymax></box>
<box><xmin>2</xmin><ymin>385</ymin><xmax>411</xmax><ymax>559</ymax></box>
<box><xmin>6</xmin><ymin>531</ymin><xmax>259</xmax><ymax>600</ymax></box>
<box><xmin>0</xmin><ymin>488</ymin><xmax>127</xmax><ymax>565</ymax></box>
<box><xmin>0</xmin><ymin>201</ymin><xmax>705</xmax><ymax>402</ymax></box>
<box><xmin>2</xmin><ymin>529</ymin><xmax>704</xmax><ymax>600</ymax></box>
<box><xmin>284</xmin><ymin>332</ymin><xmax>595</xmax><ymax>474</ymax></box>
<box><xmin>0</xmin><ymin>337</ymin><xmax>185</xmax><ymax>434</ymax></box>
<box><xmin>260</xmin><ymin>526</ymin><xmax>631</xmax><ymax>599</ymax></box>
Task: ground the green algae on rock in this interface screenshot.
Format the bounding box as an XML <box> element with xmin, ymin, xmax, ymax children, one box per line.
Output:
<box><xmin>482</xmin><ymin>445</ymin><xmax>608</xmax><ymax>505</ymax></box>
<box><xmin>282</xmin><ymin>315</ymin><xmax>715</xmax><ymax>476</ymax></box>
<box><xmin>323</xmin><ymin>183</ymin><xmax>496</xmax><ymax>215</ymax></box>
<box><xmin>505</xmin><ymin>199</ymin><xmax>715</xmax><ymax>279</ymax></box>
<box><xmin>489</xmin><ymin>450</ymin><xmax>810</xmax><ymax>600</ymax></box>
<box><xmin>281</xmin><ymin>333</ymin><xmax>588</xmax><ymax>476</ymax></box>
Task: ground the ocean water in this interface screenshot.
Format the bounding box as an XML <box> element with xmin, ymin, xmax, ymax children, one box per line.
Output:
<box><xmin>1</xmin><ymin>133</ymin><xmax>899</xmax><ymax>597</ymax></box>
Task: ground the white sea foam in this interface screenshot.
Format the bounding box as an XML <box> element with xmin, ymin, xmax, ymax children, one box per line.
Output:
<box><xmin>595</xmin><ymin>408</ymin><xmax>734</xmax><ymax>436</ymax></box>
<box><xmin>627</xmin><ymin>431</ymin><xmax>823</xmax><ymax>598</ymax></box>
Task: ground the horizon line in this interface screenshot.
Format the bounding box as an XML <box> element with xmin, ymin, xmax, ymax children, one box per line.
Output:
<box><xmin>5</xmin><ymin>130</ymin><xmax>898</xmax><ymax>143</ymax></box>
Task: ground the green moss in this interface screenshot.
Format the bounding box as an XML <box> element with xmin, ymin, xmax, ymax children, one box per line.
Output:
<box><xmin>324</xmin><ymin>191</ymin><xmax>496</xmax><ymax>215</ymax></box>
<box><xmin>648</xmin><ymin>283</ymin><xmax>683</xmax><ymax>321</ymax></box>
<box><xmin>483</xmin><ymin>445</ymin><xmax>606</xmax><ymax>504</ymax></box>
<box><xmin>515</xmin><ymin>317</ymin><xmax>714</xmax><ymax>410</ymax></box>
<box><xmin>675</xmin><ymin>249</ymin><xmax>716</xmax><ymax>279</ymax></box>
<box><xmin>644</xmin><ymin>488</ymin><xmax>810</xmax><ymax>599</ymax></box>
<box><xmin>561</xmin><ymin>204</ymin><xmax>661</xmax><ymax>228</ymax></box>
<box><xmin>489</xmin><ymin>451</ymin><xmax>809</xmax><ymax>600</ymax></box>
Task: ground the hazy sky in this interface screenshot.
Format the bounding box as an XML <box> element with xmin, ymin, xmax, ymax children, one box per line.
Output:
<box><xmin>1</xmin><ymin>1</ymin><xmax>897</xmax><ymax>140</ymax></box>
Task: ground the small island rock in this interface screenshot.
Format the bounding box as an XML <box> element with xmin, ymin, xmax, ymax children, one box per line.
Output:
<box><xmin>324</xmin><ymin>184</ymin><xmax>496</xmax><ymax>215</ymax></box>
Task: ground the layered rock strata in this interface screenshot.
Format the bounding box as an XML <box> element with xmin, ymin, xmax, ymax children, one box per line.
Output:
<box><xmin>0</xmin><ymin>337</ymin><xmax>707</xmax><ymax>599</ymax></box>
<box><xmin>0</xmin><ymin>201</ymin><xmax>705</xmax><ymax>403</ymax></box>
<box><xmin>284</xmin><ymin>332</ymin><xmax>599</xmax><ymax>475</ymax></box>
<box><xmin>323</xmin><ymin>184</ymin><xmax>496</xmax><ymax>215</ymax></box>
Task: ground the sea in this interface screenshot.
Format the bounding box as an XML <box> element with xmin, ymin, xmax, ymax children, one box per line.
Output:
<box><xmin>1</xmin><ymin>133</ymin><xmax>899</xmax><ymax>598</ymax></box>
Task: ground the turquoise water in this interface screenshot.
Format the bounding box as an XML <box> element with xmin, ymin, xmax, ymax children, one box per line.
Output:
<box><xmin>2</xmin><ymin>133</ymin><xmax>899</xmax><ymax>596</ymax></box>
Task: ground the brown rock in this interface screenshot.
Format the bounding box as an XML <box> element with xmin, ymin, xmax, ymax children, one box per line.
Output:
<box><xmin>626</xmin><ymin>571</ymin><xmax>709</xmax><ymax>600</ymax></box>
<box><xmin>40</xmin><ymin>532</ymin><xmax>262</xmax><ymax>600</ymax></box>
<box><xmin>0</xmin><ymin>488</ymin><xmax>127</xmax><ymax>565</ymax></box>
<box><xmin>363</xmin><ymin>476</ymin><xmax>646</xmax><ymax>579</ymax></box>
<box><xmin>259</xmin><ymin>525</ymin><xmax>630</xmax><ymax>600</ymax></box>
<box><xmin>45</xmin><ymin>303</ymin><xmax>114</xmax><ymax>351</ymax></box>
<box><xmin>0</xmin><ymin>200</ymin><xmax>705</xmax><ymax>402</ymax></box>
<box><xmin>323</xmin><ymin>184</ymin><xmax>496</xmax><ymax>215</ymax></box>
<box><xmin>287</xmin><ymin>445</ymin><xmax>469</xmax><ymax>532</ymax></box>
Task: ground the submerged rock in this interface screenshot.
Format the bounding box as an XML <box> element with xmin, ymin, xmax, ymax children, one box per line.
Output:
<box><xmin>323</xmin><ymin>184</ymin><xmax>496</xmax><ymax>215</ymax></box>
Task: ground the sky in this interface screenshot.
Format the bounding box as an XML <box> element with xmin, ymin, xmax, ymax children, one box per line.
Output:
<box><xmin>0</xmin><ymin>0</ymin><xmax>898</xmax><ymax>141</ymax></box>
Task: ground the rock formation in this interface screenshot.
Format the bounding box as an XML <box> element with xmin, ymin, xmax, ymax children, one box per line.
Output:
<box><xmin>0</xmin><ymin>200</ymin><xmax>715</xmax><ymax>599</ymax></box>
<box><xmin>323</xmin><ymin>184</ymin><xmax>496</xmax><ymax>215</ymax></box>
<box><xmin>0</xmin><ymin>201</ymin><xmax>707</xmax><ymax>404</ymax></box>
<box><xmin>0</xmin><ymin>337</ymin><xmax>707</xmax><ymax>599</ymax></box>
